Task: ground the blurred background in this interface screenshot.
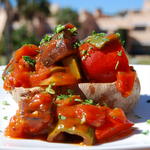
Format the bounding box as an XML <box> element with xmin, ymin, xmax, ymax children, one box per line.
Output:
<box><xmin>0</xmin><ymin>0</ymin><xmax>150</xmax><ymax>65</ymax></box>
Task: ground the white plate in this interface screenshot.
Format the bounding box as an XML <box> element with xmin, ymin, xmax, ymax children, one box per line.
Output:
<box><xmin>0</xmin><ymin>65</ymin><xmax>150</xmax><ymax>150</ymax></box>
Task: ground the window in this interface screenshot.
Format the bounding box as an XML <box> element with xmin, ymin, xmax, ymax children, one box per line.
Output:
<box><xmin>134</xmin><ymin>26</ymin><xmax>146</xmax><ymax>31</ymax></box>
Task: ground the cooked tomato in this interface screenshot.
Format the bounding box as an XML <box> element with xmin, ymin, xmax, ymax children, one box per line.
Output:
<box><xmin>116</xmin><ymin>69</ymin><xmax>136</xmax><ymax>97</ymax></box>
<box><xmin>30</xmin><ymin>69</ymin><xmax>51</xmax><ymax>87</ymax></box>
<box><xmin>76</xmin><ymin>105</ymin><xmax>106</xmax><ymax>127</ymax></box>
<box><xmin>95</xmin><ymin>121</ymin><xmax>133</xmax><ymax>141</ymax></box>
<box><xmin>14</xmin><ymin>44</ymin><xmax>39</xmax><ymax>62</ymax></box>
<box><xmin>57</xmin><ymin>105</ymin><xmax>77</xmax><ymax>118</ymax></box>
<box><xmin>95</xmin><ymin>107</ymin><xmax>133</xmax><ymax>141</ymax></box>
<box><xmin>57</xmin><ymin>104</ymin><xmax>106</xmax><ymax>128</ymax></box>
<box><xmin>42</xmin><ymin>72</ymin><xmax>77</xmax><ymax>86</ymax></box>
<box><xmin>11</xmin><ymin>71</ymin><xmax>31</xmax><ymax>88</ymax></box>
<box><xmin>79</xmin><ymin>34</ymin><xmax>130</xmax><ymax>82</ymax></box>
<box><xmin>65</xmin><ymin>23</ymin><xmax>75</xmax><ymax>29</ymax></box>
<box><xmin>108</xmin><ymin>108</ymin><xmax>132</xmax><ymax>124</ymax></box>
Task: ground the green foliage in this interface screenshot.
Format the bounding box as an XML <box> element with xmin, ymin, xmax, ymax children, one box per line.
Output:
<box><xmin>11</xmin><ymin>26</ymin><xmax>39</xmax><ymax>50</ymax></box>
<box><xmin>0</xmin><ymin>25</ymin><xmax>39</xmax><ymax>58</ymax></box>
<box><xmin>55</xmin><ymin>8</ymin><xmax>80</xmax><ymax>28</ymax></box>
<box><xmin>16</xmin><ymin>0</ymin><xmax>50</xmax><ymax>19</ymax></box>
<box><xmin>115</xmin><ymin>29</ymin><xmax>128</xmax><ymax>48</ymax></box>
<box><xmin>0</xmin><ymin>38</ymin><xmax>6</xmax><ymax>55</ymax></box>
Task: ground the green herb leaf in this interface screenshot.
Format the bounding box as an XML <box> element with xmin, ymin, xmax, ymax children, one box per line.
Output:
<box><xmin>46</xmin><ymin>83</ymin><xmax>55</xmax><ymax>95</ymax></box>
<box><xmin>92</xmin><ymin>31</ymin><xmax>106</xmax><ymax>37</ymax></box>
<box><xmin>3</xmin><ymin>116</ymin><xmax>8</xmax><ymax>120</ymax></box>
<box><xmin>55</xmin><ymin>24</ymin><xmax>65</xmax><ymax>33</ymax></box>
<box><xmin>82</xmin><ymin>99</ymin><xmax>95</xmax><ymax>105</ymax></box>
<box><xmin>2</xmin><ymin>101</ymin><xmax>10</xmax><ymax>106</ymax></box>
<box><xmin>23</xmin><ymin>56</ymin><xmax>36</xmax><ymax>67</ymax></box>
<box><xmin>40</xmin><ymin>34</ymin><xmax>54</xmax><ymax>45</ymax></box>
<box><xmin>146</xmin><ymin>120</ymin><xmax>150</xmax><ymax>124</ymax></box>
<box><xmin>57</xmin><ymin>33</ymin><xmax>64</xmax><ymax>39</ymax></box>
<box><xmin>58</xmin><ymin>115</ymin><xmax>66</xmax><ymax>120</ymax></box>
<box><xmin>81</xmin><ymin>50</ymin><xmax>87</xmax><ymax>55</ymax></box>
<box><xmin>73</xmin><ymin>41</ymin><xmax>81</xmax><ymax>48</ymax></box>
<box><xmin>74</xmin><ymin>99</ymin><xmax>82</xmax><ymax>102</ymax></box>
<box><xmin>56</xmin><ymin>94</ymin><xmax>70</xmax><ymax>100</ymax></box>
<box><xmin>68</xmin><ymin>27</ymin><xmax>77</xmax><ymax>35</ymax></box>
<box><xmin>117</xmin><ymin>50</ymin><xmax>122</xmax><ymax>56</ymax></box>
<box><xmin>86</xmin><ymin>33</ymin><xmax>109</xmax><ymax>48</ymax></box>
<box><xmin>142</xmin><ymin>130</ymin><xmax>149</xmax><ymax>135</ymax></box>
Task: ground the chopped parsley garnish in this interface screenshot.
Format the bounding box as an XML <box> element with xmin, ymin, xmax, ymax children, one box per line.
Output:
<box><xmin>3</xmin><ymin>116</ymin><xmax>8</xmax><ymax>120</ymax></box>
<box><xmin>40</xmin><ymin>34</ymin><xmax>54</xmax><ymax>45</ymax></box>
<box><xmin>115</xmin><ymin>60</ymin><xmax>120</xmax><ymax>70</ymax></box>
<box><xmin>146</xmin><ymin>119</ymin><xmax>150</xmax><ymax>124</ymax></box>
<box><xmin>57</xmin><ymin>33</ymin><xmax>64</xmax><ymax>39</ymax></box>
<box><xmin>81</xmin><ymin>50</ymin><xmax>88</xmax><ymax>55</ymax></box>
<box><xmin>23</xmin><ymin>56</ymin><xmax>36</xmax><ymax>67</ymax></box>
<box><xmin>86</xmin><ymin>32</ymin><xmax>109</xmax><ymax>48</ymax></box>
<box><xmin>2</xmin><ymin>101</ymin><xmax>10</xmax><ymax>106</ymax></box>
<box><xmin>74</xmin><ymin>98</ymin><xmax>82</xmax><ymax>102</ymax></box>
<box><xmin>82</xmin><ymin>99</ymin><xmax>95</xmax><ymax>105</ymax></box>
<box><xmin>55</xmin><ymin>24</ymin><xmax>65</xmax><ymax>34</ymax></box>
<box><xmin>68</xmin><ymin>27</ymin><xmax>77</xmax><ymax>35</ymax></box>
<box><xmin>117</xmin><ymin>50</ymin><xmax>122</xmax><ymax>56</ymax></box>
<box><xmin>56</xmin><ymin>94</ymin><xmax>70</xmax><ymax>100</ymax></box>
<box><xmin>92</xmin><ymin>31</ymin><xmax>106</xmax><ymax>37</ymax></box>
<box><xmin>46</xmin><ymin>83</ymin><xmax>55</xmax><ymax>95</ymax></box>
<box><xmin>73</xmin><ymin>41</ymin><xmax>81</xmax><ymax>48</ymax></box>
<box><xmin>56</xmin><ymin>89</ymin><xmax>74</xmax><ymax>100</ymax></box>
<box><xmin>142</xmin><ymin>130</ymin><xmax>149</xmax><ymax>135</ymax></box>
<box><xmin>58</xmin><ymin>115</ymin><xmax>66</xmax><ymax>120</ymax></box>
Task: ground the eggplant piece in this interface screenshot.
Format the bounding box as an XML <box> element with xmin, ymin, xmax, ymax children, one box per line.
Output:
<box><xmin>11</xmin><ymin>87</ymin><xmax>44</xmax><ymax>102</ymax></box>
<box><xmin>40</xmin><ymin>30</ymin><xmax>78</xmax><ymax>67</ymax></box>
<box><xmin>78</xmin><ymin>76</ymin><xmax>140</xmax><ymax>113</ymax></box>
<box><xmin>47</xmin><ymin>118</ymin><xmax>95</xmax><ymax>145</ymax></box>
<box><xmin>2</xmin><ymin>58</ymin><xmax>14</xmax><ymax>80</ymax></box>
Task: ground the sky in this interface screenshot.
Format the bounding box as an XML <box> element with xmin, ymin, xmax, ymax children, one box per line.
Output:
<box><xmin>10</xmin><ymin>0</ymin><xmax>143</xmax><ymax>15</ymax></box>
<box><xmin>50</xmin><ymin>0</ymin><xmax>143</xmax><ymax>14</ymax></box>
